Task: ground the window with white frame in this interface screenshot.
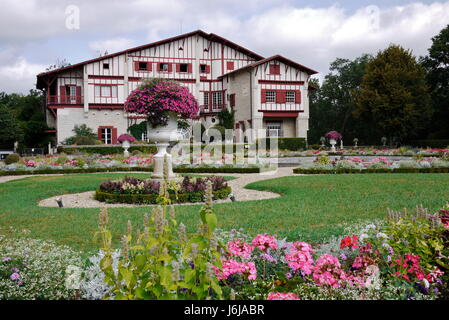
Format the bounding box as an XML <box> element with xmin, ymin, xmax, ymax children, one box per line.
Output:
<box><xmin>203</xmin><ymin>92</ymin><xmax>209</xmax><ymax>106</ymax></box>
<box><xmin>266</xmin><ymin>121</ymin><xmax>283</xmax><ymax>137</ymax></box>
<box><xmin>286</xmin><ymin>91</ymin><xmax>295</xmax><ymax>103</ymax></box>
<box><xmin>265</xmin><ymin>91</ymin><xmax>276</xmax><ymax>103</ymax></box>
<box><xmin>212</xmin><ymin>92</ymin><xmax>222</xmax><ymax>109</ymax></box>
<box><xmin>141</xmin><ymin>130</ymin><xmax>148</xmax><ymax>142</ymax></box>
<box><xmin>66</xmin><ymin>86</ymin><xmax>77</xmax><ymax>103</ymax></box>
<box><xmin>101</xmin><ymin>128</ymin><xmax>112</xmax><ymax>144</ymax></box>
<box><xmin>159</xmin><ymin>63</ymin><xmax>169</xmax><ymax>72</ymax></box>
<box><xmin>94</xmin><ymin>85</ymin><xmax>118</xmax><ymax>98</ymax></box>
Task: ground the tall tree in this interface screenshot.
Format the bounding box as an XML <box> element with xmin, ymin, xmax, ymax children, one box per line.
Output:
<box><xmin>354</xmin><ymin>45</ymin><xmax>432</xmax><ymax>144</ymax></box>
<box><xmin>421</xmin><ymin>24</ymin><xmax>449</xmax><ymax>139</ymax></box>
<box><xmin>0</xmin><ymin>104</ymin><xmax>23</xmax><ymax>148</ymax></box>
<box><xmin>308</xmin><ymin>54</ymin><xmax>373</xmax><ymax>144</ymax></box>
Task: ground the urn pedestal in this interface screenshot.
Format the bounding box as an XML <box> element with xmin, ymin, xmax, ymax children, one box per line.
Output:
<box><xmin>121</xmin><ymin>140</ymin><xmax>131</xmax><ymax>157</ymax></box>
<box><xmin>329</xmin><ymin>139</ymin><xmax>337</xmax><ymax>152</ymax></box>
<box><xmin>147</xmin><ymin>113</ymin><xmax>182</xmax><ymax>181</ymax></box>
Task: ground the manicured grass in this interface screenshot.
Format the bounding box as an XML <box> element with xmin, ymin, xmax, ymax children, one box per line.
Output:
<box><xmin>0</xmin><ymin>173</ymin><xmax>448</xmax><ymax>255</ymax></box>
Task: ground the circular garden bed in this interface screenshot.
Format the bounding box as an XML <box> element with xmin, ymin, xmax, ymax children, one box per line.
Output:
<box><xmin>95</xmin><ymin>176</ymin><xmax>232</xmax><ymax>204</ymax></box>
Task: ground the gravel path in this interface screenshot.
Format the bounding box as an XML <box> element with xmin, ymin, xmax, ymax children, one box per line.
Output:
<box><xmin>33</xmin><ymin>167</ymin><xmax>295</xmax><ymax>208</ymax></box>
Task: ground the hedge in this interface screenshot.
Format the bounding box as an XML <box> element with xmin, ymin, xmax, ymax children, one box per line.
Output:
<box><xmin>256</xmin><ymin>138</ymin><xmax>307</xmax><ymax>151</ymax></box>
<box><xmin>0</xmin><ymin>166</ymin><xmax>268</xmax><ymax>176</ymax></box>
<box><xmin>293</xmin><ymin>167</ymin><xmax>449</xmax><ymax>174</ymax></box>
<box><xmin>57</xmin><ymin>145</ymin><xmax>158</xmax><ymax>155</ymax></box>
<box><xmin>409</xmin><ymin>140</ymin><xmax>449</xmax><ymax>149</ymax></box>
<box><xmin>94</xmin><ymin>186</ymin><xmax>232</xmax><ymax>204</ymax></box>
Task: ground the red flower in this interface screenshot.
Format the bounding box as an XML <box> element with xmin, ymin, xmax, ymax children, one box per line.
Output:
<box><xmin>340</xmin><ymin>235</ymin><xmax>359</xmax><ymax>250</ymax></box>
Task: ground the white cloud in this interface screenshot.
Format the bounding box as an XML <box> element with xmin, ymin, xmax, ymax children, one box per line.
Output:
<box><xmin>0</xmin><ymin>57</ymin><xmax>46</xmax><ymax>93</ymax></box>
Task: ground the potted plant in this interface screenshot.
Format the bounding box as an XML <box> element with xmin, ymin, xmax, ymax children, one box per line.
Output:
<box><xmin>353</xmin><ymin>138</ymin><xmax>359</xmax><ymax>148</ymax></box>
<box><xmin>124</xmin><ymin>79</ymin><xmax>198</xmax><ymax>180</ymax></box>
<box><xmin>325</xmin><ymin>131</ymin><xmax>342</xmax><ymax>152</ymax></box>
<box><xmin>117</xmin><ymin>134</ymin><xmax>136</xmax><ymax>157</ymax></box>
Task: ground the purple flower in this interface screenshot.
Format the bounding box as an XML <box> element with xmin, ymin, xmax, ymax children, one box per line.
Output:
<box><xmin>285</xmin><ymin>272</ymin><xmax>293</xmax><ymax>279</ymax></box>
<box><xmin>339</xmin><ymin>253</ymin><xmax>347</xmax><ymax>260</ymax></box>
<box><xmin>10</xmin><ymin>268</ymin><xmax>19</xmax><ymax>273</ymax></box>
<box><xmin>2</xmin><ymin>257</ymin><xmax>11</xmax><ymax>262</ymax></box>
<box><xmin>10</xmin><ymin>272</ymin><xmax>21</xmax><ymax>281</ymax></box>
<box><xmin>259</xmin><ymin>253</ymin><xmax>277</xmax><ymax>263</ymax></box>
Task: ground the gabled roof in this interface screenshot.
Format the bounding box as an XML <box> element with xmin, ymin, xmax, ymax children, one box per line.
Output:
<box><xmin>219</xmin><ymin>54</ymin><xmax>318</xmax><ymax>78</ymax></box>
<box><xmin>36</xmin><ymin>30</ymin><xmax>264</xmax><ymax>80</ymax></box>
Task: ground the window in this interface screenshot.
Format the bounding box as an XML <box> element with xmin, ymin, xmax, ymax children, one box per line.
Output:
<box><xmin>138</xmin><ymin>62</ymin><xmax>148</xmax><ymax>71</ymax></box>
<box><xmin>212</xmin><ymin>92</ymin><xmax>223</xmax><ymax>109</ymax></box>
<box><xmin>286</xmin><ymin>91</ymin><xmax>295</xmax><ymax>103</ymax></box>
<box><xmin>203</xmin><ymin>92</ymin><xmax>209</xmax><ymax>106</ymax></box>
<box><xmin>159</xmin><ymin>63</ymin><xmax>169</xmax><ymax>72</ymax></box>
<box><xmin>265</xmin><ymin>91</ymin><xmax>276</xmax><ymax>103</ymax></box>
<box><xmin>94</xmin><ymin>85</ymin><xmax>118</xmax><ymax>98</ymax></box>
<box><xmin>103</xmin><ymin>63</ymin><xmax>110</xmax><ymax>70</ymax></box>
<box><xmin>266</xmin><ymin>121</ymin><xmax>282</xmax><ymax>137</ymax></box>
<box><xmin>66</xmin><ymin>86</ymin><xmax>77</xmax><ymax>104</ymax></box>
<box><xmin>230</xmin><ymin>93</ymin><xmax>236</xmax><ymax>107</ymax></box>
<box><xmin>226</xmin><ymin>61</ymin><xmax>234</xmax><ymax>70</ymax></box>
<box><xmin>141</xmin><ymin>130</ymin><xmax>148</xmax><ymax>142</ymax></box>
<box><xmin>101</xmin><ymin>128</ymin><xmax>112</xmax><ymax>144</ymax></box>
<box><xmin>200</xmin><ymin>64</ymin><xmax>207</xmax><ymax>73</ymax></box>
<box><xmin>179</xmin><ymin>64</ymin><xmax>188</xmax><ymax>73</ymax></box>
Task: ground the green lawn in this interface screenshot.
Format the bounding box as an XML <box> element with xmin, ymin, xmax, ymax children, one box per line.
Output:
<box><xmin>0</xmin><ymin>173</ymin><xmax>448</xmax><ymax>255</ymax></box>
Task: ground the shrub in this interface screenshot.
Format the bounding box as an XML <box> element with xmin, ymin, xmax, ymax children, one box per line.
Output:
<box><xmin>257</xmin><ymin>138</ymin><xmax>307</xmax><ymax>151</ymax></box>
<box><xmin>410</xmin><ymin>140</ymin><xmax>449</xmax><ymax>149</ymax></box>
<box><xmin>73</xmin><ymin>136</ymin><xmax>96</xmax><ymax>145</ymax></box>
<box><xmin>4</xmin><ymin>153</ymin><xmax>20</xmax><ymax>165</ymax></box>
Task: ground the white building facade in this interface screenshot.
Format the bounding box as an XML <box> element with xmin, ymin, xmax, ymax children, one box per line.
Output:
<box><xmin>36</xmin><ymin>30</ymin><xmax>318</xmax><ymax>145</ymax></box>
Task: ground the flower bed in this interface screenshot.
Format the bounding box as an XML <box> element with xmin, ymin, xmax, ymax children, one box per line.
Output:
<box><xmin>293</xmin><ymin>155</ymin><xmax>449</xmax><ymax>174</ymax></box>
<box><xmin>95</xmin><ymin>176</ymin><xmax>232</xmax><ymax>204</ymax></box>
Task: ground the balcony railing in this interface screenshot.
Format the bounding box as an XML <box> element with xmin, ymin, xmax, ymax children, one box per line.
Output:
<box><xmin>199</xmin><ymin>105</ymin><xmax>224</xmax><ymax>113</ymax></box>
<box><xmin>47</xmin><ymin>95</ymin><xmax>84</xmax><ymax>105</ymax></box>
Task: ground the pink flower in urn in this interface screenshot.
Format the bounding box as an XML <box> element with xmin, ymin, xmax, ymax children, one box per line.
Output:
<box><xmin>117</xmin><ymin>134</ymin><xmax>136</xmax><ymax>143</ymax></box>
<box><xmin>325</xmin><ymin>131</ymin><xmax>343</xmax><ymax>140</ymax></box>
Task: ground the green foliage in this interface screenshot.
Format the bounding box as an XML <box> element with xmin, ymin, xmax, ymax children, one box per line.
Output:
<box><xmin>421</xmin><ymin>24</ymin><xmax>449</xmax><ymax>139</ymax></box>
<box><xmin>4</xmin><ymin>153</ymin><xmax>20</xmax><ymax>165</ymax></box>
<box><xmin>58</xmin><ymin>145</ymin><xmax>158</xmax><ymax>155</ymax></box>
<box><xmin>315</xmin><ymin>153</ymin><xmax>331</xmax><ymax>165</ymax></box>
<box><xmin>127</xmin><ymin>121</ymin><xmax>148</xmax><ymax>140</ymax></box>
<box><xmin>217</xmin><ymin>108</ymin><xmax>235</xmax><ymax>129</ymax></box>
<box><xmin>257</xmin><ymin>137</ymin><xmax>307</xmax><ymax>151</ymax></box>
<box><xmin>354</xmin><ymin>45</ymin><xmax>432</xmax><ymax>143</ymax></box>
<box><xmin>0</xmin><ymin>105</ymin><xmax>23</xmax><ymax>148</ymax></box>
<box><xmin>293</xmin><ymin>167</ymin><xmax>449</xmax><ymax>174</ymax></box>
<box><xmin>97</xmin><ymin>175</ymin><xmax>223</xmax><ymax>299</ymax></box>
<box><xmin>308</xmin><ymin>55</ymin><xmax>373</xmax><ymax>144</ymax></box>
<box><xmin>65</xmin><ymin>124</ymin><xmax>97</xmax><ymax>145</ymax></box>
<box><xmin>410</xmin><ymin>140</ymin><xmax>449</xmax><ymax>149</ymax></box>
<box><xmin>385</xmin><ymin>209</ymin><xmax>449</xmax><ymax>274</ymax></box>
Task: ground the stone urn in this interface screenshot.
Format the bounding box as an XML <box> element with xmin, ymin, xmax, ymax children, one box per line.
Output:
<box><xmin>329</xmin><ymin>139</ymin><xmax>337</xmax><ymax>152</ymax></box>
<box><xmin>147</xmin><ymin>112</ymin><xmax>182</xmax><ymax>180</ymax></box>
<box><xmin>121</xmin><ymin>140</ymin><xmax>131</xmax><ymax>157</ymax></box>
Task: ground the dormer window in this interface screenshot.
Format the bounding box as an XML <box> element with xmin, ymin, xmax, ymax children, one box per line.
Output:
<box><xmin>200</xmin><ymin>64</ymin><xmax>207</xmax><ymax>73</ymax></box>
<box><xmin>103</xmin><ymin>63</ymin><xmax>110</xmax><ymax>70</ymax></box>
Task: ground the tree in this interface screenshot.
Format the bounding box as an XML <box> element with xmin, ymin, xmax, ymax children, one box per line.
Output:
<box><xmin>354</xmin><ymin>45</ymin><xmax>432</xmax><ymax>144</ymax></box>
<box><xmin>421</xmin><ymin>24</ymin><xmax>449</xmax><ymax>139</ymax></box>
<box><xmin>308</xmin><ymin>54</ymin><xmax>373</xmax><ymax>144</ymax></box>
<box><xmin>0</xmin><ymin>104</ymin><xmax>23</xmax><ymax>148</ymax></box>
<box><xmin>217</xmin><ymin>108</ymin><xmax>235</xmax><ymax>129</ymax></box>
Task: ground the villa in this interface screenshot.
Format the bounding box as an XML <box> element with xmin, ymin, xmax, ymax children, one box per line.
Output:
<box><xmin>36</xmin><ymin>30</ymin><xmax>318</xmax><ymax>145</ymax></box>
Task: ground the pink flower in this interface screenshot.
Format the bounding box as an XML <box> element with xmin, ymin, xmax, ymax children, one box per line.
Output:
<box><xmin>214</xmin><ymin>259</ymin><xmax>257</xmax><ymax>281</ymax></box>
<box><xmin>10</xmin><ymin>272</ymin><xmax>21</xmax><ymax>281</ymax></box>
<box><xmin>312</xmin><ymin>254</ymin><xmax>347</xmax><ymax>288</ymax></box>
<box><xmin>285</xmin><ymin>242</ymin><xmax>314</xmax><ymax>275</ymax></box>
<box><xmin>267</xmin><ymin>292</ymin><xmax>300</xmax><ymax>300</ymax></box>
<box><xmin>252</xmin><ymin>234</ymin><xmax>278</xmax><ymax>252</ymax></box>
<box><xmin>227</xmin><ymin>240</ymin><xmax>253</xmax><ymax>259</ymax></box>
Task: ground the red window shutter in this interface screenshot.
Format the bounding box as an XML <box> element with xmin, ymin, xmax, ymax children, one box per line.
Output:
<box><xmin>261</xmin><ymin>89</ymin><xmax>267</xmax><ymax>103</ymax></box>
<box><xmin>76</xmin><ymin>86</ymin><xmax>82</xmax><ymax>104</ymax></box>
<box><xmin>60</xmin><ymin>86</ymin><xmax>66</xmax><ymax>104</ymax></box>
<box><xmin>295</xmin><ymin>90</ymin><xmax>301</xmax><ymax>104</ymax></box>
<box><xmin>276</xmin><ymin>65</ymin><xmax>281</xmax><ymax>75</ymax></box>
<box><xmin>227</xmin><ymin>61</ymin><xmax>234</xmax><ymax>70</ymax></box>
<box><xmin>112</xmin><ymin>127</ymin><xmax>118</xmax><ymax>144</ymax></box>
<box><xmin>97</xmin><ymin>127</ymin><xmax>103</xmax><ymax>141</ymax></box>
<box><xmin>230</xmin><ymin>94</ymin><xmax>235</xmax><ymax>107</ymax></box>
<box><xmin>188</xmin><ymin>63</ymin><xmax>192</xmax><ymax>73</ymax></box>
<box><xmin>168</xmin><ymin>64</ymin><xmax>173</xmax><ymax>72</ymax></box>
<box><xmin>176</xmin><ymin>63</ymin><xmax>180</xmax><ymax>73</ymax></box>
<box><xmin>269</xmin><ymin>64</ymin><xmax>275</xmax><ymax>74</ymax></box>
<box><xmin>276</xmin><ymin>90</ymin><xmax>286</xmax><ymax>103</ymax></box>
<box><xmin>134</xmin><ymin>61</ymin><xmax>140</xmax><ymax>71</ymax></box>
<box><xmin>206</xmin><ymin>65</ymin><xmax>211</xmax><ymax>73</ymax></box>
<box><xmin>146</xmin><ymin>62</ymin><xmax>152</xmax><ymax>71</ymax></box>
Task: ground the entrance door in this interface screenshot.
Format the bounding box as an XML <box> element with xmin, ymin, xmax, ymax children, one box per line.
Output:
<box><xmin>266</xmin><ymin>121</ymin><xmax>283</xmax><ymax>137</ymax></box>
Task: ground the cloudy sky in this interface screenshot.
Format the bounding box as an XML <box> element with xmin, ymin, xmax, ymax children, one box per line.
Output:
<box><xmin>1</xmin><ymin>0</ymin><xmax>448</xmax><ymax>93</ymax></box>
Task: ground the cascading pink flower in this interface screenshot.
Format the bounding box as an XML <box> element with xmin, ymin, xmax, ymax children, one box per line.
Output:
<box><xmin>252</xmin><ymin>234</ymin><xmax>278</xmax><ymax>252</ymax></box>
<box><xmin>285</xmin><ymin>241</ymin><xmax>315</xmax><ymax>275</ymax></box>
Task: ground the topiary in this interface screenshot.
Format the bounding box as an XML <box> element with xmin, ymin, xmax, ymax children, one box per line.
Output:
<box><xmin>5</xmin><ymin>153</ymin><xmax>20</xmax><ymax>164</ymax></box>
